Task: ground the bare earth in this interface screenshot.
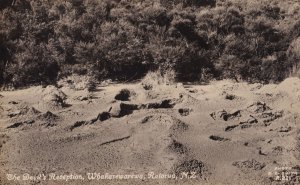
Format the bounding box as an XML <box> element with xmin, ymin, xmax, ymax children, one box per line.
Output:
<box><xmin>0</xmin><ymin>78</ymin><xmax>299</xmax><ymax>185</ymax></box>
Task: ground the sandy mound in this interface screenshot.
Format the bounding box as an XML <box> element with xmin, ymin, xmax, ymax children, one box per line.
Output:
<box><xmin>41</xmin><ymin>85</ymin><xmax>68</xmax><ymax>109</ymax></box>
<box><xmin>174</xmin><ymin>159</ymin><xmax>208</xmax><ymax>180</ymax></box>
<box><xmin>37</xmin><ymin>111</ymin><xmax>59</xmax><ymax>122</ymax></box>
<box><xmin>255</xmin><ymin>77</ymin><xmax>300</xmax><ymax>112</ymax></box>
<box><xmin>6</xmin><ymin>111</ymin><xmax>60</xmax><ymax>129</ymax></box>
<box><xmin>168</xmin><ymin>139</ymin><xmax>188</xmax><ymax>155</ymax></box>
<box><xmin>233</xmin><ymin>159</ymin><xmax>265</xmax><ymax>173</ymax></box>
<box><xmin>277</xmin><ymin>77</ymin><xmax>300</xmax><ymax>94</ymax></box>
<box><xmin>177</xmin><ymin>93</ymin><xmax>200</xmax><ymax>105</ymax></box>
<box><xmin>128</xmin><ymin>114</ymin><xmax>190</xmax><ymax>173</ymax></box>
<box><xmin>6</xmin><ymin>104</ymin><xmax>41</xmax><ymax>120</ymax></box>
<box><xmin>7</xmin><ymin>120</ymin><xmax>35</xmax><ymax>129</ymax></box>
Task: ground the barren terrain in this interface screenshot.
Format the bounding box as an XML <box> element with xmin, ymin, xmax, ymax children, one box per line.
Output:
<box><xmin>0</xmin><ymin>78</ymin><xmax>299</xmax><ymax>185</ymax></box>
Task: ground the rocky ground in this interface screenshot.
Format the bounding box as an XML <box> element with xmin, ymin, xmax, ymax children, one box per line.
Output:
<box><xmin>0</xmin><ymin>78</ymin><xmax>299</xmax><ymax>185</ymax></box>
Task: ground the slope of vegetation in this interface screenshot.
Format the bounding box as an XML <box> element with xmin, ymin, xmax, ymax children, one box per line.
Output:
<box><xmin>0</xmin><ymin>0</ymin><xmax>300</xmax><ymax>88</ymax></box>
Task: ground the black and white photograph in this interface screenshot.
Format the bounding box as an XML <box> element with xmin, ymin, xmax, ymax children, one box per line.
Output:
<box><xmin>0</xmin><ymin>0</ymin><xmax>299</xmax><ymax>184</ymax></box>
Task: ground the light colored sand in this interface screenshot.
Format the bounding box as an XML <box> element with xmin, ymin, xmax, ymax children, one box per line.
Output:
<box><xmin>0</xmin><ymin>78</ymin><xmax>299</xmax><ymax>185</ymax></box>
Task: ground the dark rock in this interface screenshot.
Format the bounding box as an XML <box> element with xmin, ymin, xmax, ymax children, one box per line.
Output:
<box><xmin>8</xmin><ymin>111</ymin><xmax>21</xmax><ymax>118</ymax></box>
<box><xmin>109</xmin><ymin>102</ymin><xmax>139</xmax><ymax>118</ymax></box>
<box><xmin>146</xmin><ymin>99</ymin><xmax>175</xmax><ymax>109</ymax></box>
<box><xmin>8</xmin><ymin>101</ymin><xmax>18</xmax><ymax>105</ymax></box>
<box><xmin>141</xmin><ymin>115</ymin><xmax>154</xmax><ymax>123</ymax></box>
<box><xmin>225</xmin><ymin>94</ymin><xmax>236</xmax><ymax>100</ymax></box>
<box><xmin>278</xmin><ymin>126</ymin><xmax>292</xmax><ymax>132</ymax></box>
<box><xmin>115</xmin><ymin>89</ymin><xmax>132</xmax><ymax>101</ymax></box>
<box><xmin>178</xmin><ymin>108</ymin><xmax>192</xmax><ymax>116</ymax></box>
<box><xmin>70</xmin><ymin>121</ymin><xmax>86</xmax><ymax>131</ymax></box>
<box><xmin>209</xmin><ymin>135</ymin><xmax>229</xmax><ymax>141</ymax></box>
<box><xmin>211</xmin><ymin>110</ymin><xmax>241</xmax><ymax>121</ymax></box>
<box><xmin>247</xmin><ymin>102</ymin><xmax>271</xmax><ymax>113</ymax></box>
<box><xmin>97</xmin><ymin>112</ymin><xmax>111</xmax><ymax>121</ymax></box>
<box><xmin>225</xmin><ymin>125</ymin><xmax>239</xmax><ymax>131</ymax></box>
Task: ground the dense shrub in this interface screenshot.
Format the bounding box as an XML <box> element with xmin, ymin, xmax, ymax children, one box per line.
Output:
<box><xmin>0</xmin><ymin>0</ymin><xmax>299</xmax><ymax>88</ymax></box>
<box><xmin>160</xmin><ymin>0</ymin><xmax>216</xmax><ymax>8</ymax></box>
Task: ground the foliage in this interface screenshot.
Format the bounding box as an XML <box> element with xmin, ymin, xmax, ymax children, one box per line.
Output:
<box><xmin>0</xmin><ymin>0</ymin><xmax>299</xmax><ymax>88</ymax></box>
